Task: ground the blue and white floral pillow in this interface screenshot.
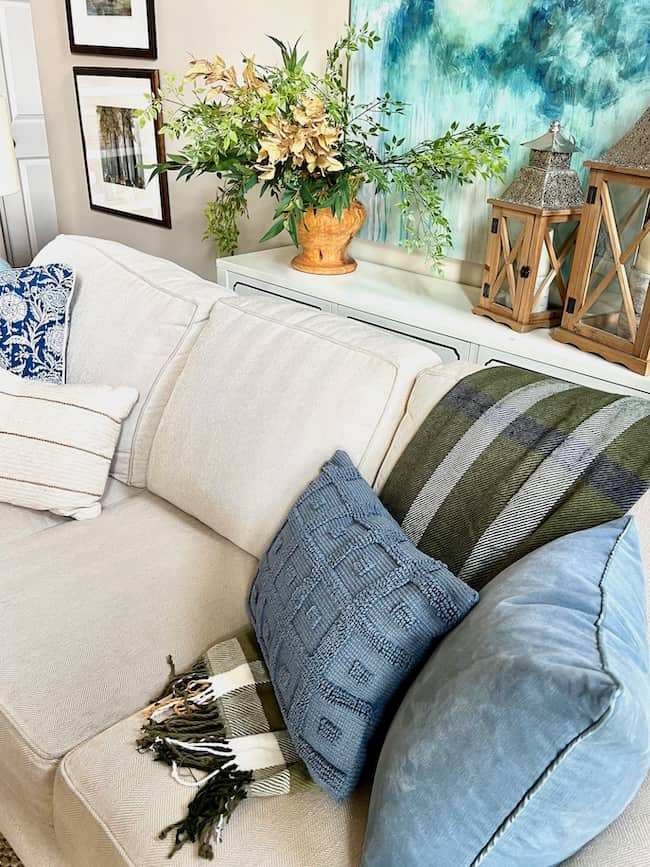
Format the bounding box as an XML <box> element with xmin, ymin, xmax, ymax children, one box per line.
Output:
<box><xmin>0</xmin><ymin>263</ymin><xmax>75</xmax><ymax>383</ymax></box>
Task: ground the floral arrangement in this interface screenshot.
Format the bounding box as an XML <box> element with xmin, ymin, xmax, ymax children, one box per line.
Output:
<box><xmin>142</xmin><ymin>25</ymin><xmax>509</xmax><ymax>267</ymax></box>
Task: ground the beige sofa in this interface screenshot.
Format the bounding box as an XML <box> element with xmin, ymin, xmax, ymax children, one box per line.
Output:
<box><xmin>1</xmin><ymin>236</ymin><xmax>648</xmax><ymax>867</ymax></box>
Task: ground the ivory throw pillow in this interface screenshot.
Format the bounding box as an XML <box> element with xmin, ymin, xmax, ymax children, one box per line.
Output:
<box><xmin>0</xmin><ymin>369</ymin><xmax>138</xmax><ymax>519</ymax></box>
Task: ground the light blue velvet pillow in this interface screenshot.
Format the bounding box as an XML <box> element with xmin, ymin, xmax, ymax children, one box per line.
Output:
<box><xmin>249</xmin><ymin>450</ymin><xmax>478</xmax><ymax>800</ymax></box>
<box><xmin>363</xmin><ymin>517</ymin><xmax>650</xmax><ymax>867</ymax></box>
<box><xmin>0</xmin><ymin>259</ymin><xmax>11</xmax><ymax>271</ymax></box>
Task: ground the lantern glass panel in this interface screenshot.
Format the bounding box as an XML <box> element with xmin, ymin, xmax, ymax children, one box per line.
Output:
<box><xmin>578</xmin><ymin>182</ymin><xmax>650</xmax><ymax>341</ymax></box>
<box><xmin>534</xmin><ymin>223</ymin><xmax>578</xmax><ymax>314</ymax></box>
<box><xmin>491</xmin><ymin>215</ymin><xmax>530</xmax><ymax>311</ymax></box>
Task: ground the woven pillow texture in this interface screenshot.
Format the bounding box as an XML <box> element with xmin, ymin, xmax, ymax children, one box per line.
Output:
<box><xmin>248</xmin><ymin>449</ymin><xmax>478</xmax><ymax>799</ymax></box>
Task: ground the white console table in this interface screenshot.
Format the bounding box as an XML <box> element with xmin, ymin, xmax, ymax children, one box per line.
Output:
<box><xmin>217</xmin><ymin>247</ymin><xmax>650</xmax><ymax>399</ymax></box>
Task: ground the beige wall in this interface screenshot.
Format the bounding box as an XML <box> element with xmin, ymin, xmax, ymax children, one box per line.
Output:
<box><xmin>29</xmin><ymin>0</ymin><xmax>350</xmax><ymax>280</ymax></box>
<box><xmin>30</xmin><ymin>1</ymin><xmax>483</xmax><ymax>286</ymax></box>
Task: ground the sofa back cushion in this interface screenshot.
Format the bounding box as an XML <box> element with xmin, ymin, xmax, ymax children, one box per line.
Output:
<box><xmin>148</xmin><ymin>296</ymin><xmax>439</xmax><ymax>558</ymax></box>
<box><xmin>32</xmin><ymin>235</ymin><xmax>227</xmax><ymax>486</ymax></box>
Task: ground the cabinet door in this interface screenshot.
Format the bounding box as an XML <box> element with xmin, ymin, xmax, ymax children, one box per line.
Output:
<box><xmin>337</xmin><ymin>305</ymin><xmax>475</xmax><ymax>363</ymax></box>
<box><xmin>226</xmin><ymin>272</ymin><xmax>332</xmax><ymax>312</ymax></box>
<box><xmin>476</xmin><ymin>346</ymin><xmax>649</xmax><ymax>398</ymax></box>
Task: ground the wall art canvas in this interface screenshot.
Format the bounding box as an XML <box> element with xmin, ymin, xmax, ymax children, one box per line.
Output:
<box><xmin>73</xmin><ymin>68</ymin><xmax>171</xmax><ymax>227</ymax></box>
<box><xmin>349</xmin><ymin>0</ymin><xmax>650</xmax><ymax>264</ymax></box>
<box><xmin>66</xmin><ymin>0</ymin><xmax>156</xmax><ymax>58</ymax></box>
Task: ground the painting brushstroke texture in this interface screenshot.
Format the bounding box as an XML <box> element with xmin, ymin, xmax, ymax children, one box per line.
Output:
<box><xmin>349</xmin><ymin>0</ymin><xmax>650</xmax><ymax>263</ymax></box>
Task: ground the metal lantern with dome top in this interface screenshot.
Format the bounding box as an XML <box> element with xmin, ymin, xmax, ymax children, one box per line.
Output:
<box><xmin>473</xmin><ymin>120</ymin><xmax>583</xmax><ymax>332</ymax></box>
<box><xmin>554</xmin><ymin>107</ymin><xmax>650</xmax><ymax>374</ymax></box>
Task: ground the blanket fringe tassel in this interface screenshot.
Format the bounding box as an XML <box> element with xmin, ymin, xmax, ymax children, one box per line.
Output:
<box><xmin>159</xmin><ymin>768</ymin><xmax>252</xmax><ymax>860</ymax></box>
<box><xmin>137</xmin><ymin>656</ymin><xmax>253</xmax><ymax>860</ymax></box>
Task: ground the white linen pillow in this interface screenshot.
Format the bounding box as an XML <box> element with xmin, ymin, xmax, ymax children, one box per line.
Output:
<box><xmin>0</xmin><ymin>369</ymin><xmax>138</xmax><ymax>519</ymax></box>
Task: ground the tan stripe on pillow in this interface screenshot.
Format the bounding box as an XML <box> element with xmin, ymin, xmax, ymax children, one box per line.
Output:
<box><xmin>0</xmin><ymin>369</ymin><xmax>138</xmax><ymax>520</ymax></box>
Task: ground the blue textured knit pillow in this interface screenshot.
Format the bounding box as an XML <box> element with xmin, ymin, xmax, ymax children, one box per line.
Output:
<box><xmin>248</xmin><ymin>450</ymin><xmax>478</xmax><ymax>800</ymax></box>
<box><xmin>0</xmin><ymin>263</ymin><xmax>75</xmax><ymax>382</ymax></box>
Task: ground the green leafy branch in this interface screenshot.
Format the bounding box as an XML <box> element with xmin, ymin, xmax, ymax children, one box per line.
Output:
<box><xmin>139</xmin><ymin>25</ymin><xmax>509</xmax><ymax>266</ymax></box>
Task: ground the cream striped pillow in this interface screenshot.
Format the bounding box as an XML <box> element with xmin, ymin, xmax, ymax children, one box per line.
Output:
<box><xmin>0</xmin><ymin>369</ymin><xmax>138</xmax><ymax>519</ymax></box>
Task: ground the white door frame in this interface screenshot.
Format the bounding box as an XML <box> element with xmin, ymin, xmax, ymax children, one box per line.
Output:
<box><xmin>0</xmin><ymin>0</ymin><xmax>57</xmax><ymax>265</ymax></box>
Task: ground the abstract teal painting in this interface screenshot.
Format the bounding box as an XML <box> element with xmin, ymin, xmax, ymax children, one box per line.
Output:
<box><xmin>349</xmin><ymin>0</ymin><xmax>650</xmax><ymax>264</ymax></box>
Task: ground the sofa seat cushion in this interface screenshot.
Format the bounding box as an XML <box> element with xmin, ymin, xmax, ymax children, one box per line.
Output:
<box><xmin>0</xmin><ymin>493</ymin><xmax>257</xmax><ymax>828</ymax></box>
<box><xmin>32</xmin><ymin>236</ymin><xmax>228</xmax><ymax>486</ymax></box>
<box><xmin>562</xmin><ymin>773</ymin><xmax>650</xmax><ymax>865</ymax></box>
<box><xmin>0</xmin><ymin>477</ymin><xmax>143</xmax><ymax>547</ymax></box>
<box><xmin>148</xmin><ymin>295</ymin><xmax>440</xmax><ymax>559</ymax></box>
<box><xmin>54</xmin><ymin>711</ymin><xmax>369</xmax><ymax>867</ymax></box>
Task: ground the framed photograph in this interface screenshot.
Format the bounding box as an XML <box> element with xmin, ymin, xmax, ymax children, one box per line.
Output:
<box><xmin>65</xmin><ymin>0</ymin><xmax>157</xmax><ymax>59</ymax></box>
<box><xmin>73</xmin><ymin>67</ymin><xmax>171</xmax><ymax>228</ymax></box>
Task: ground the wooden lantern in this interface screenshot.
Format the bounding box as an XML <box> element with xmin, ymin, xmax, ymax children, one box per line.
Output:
<box><xmin>474</xmin><ymin>121</ymin><xmax>583</xmax><ymax>332</ymax></box>
<box><xmin>554</xmin><ymin>109</ymin><xmax>650</xmax><ymax>375</ymax></box>
<box><xmin>475</xmin><ymin>200</ymin><xmax>582</xmax><ymax>332</ymax></box>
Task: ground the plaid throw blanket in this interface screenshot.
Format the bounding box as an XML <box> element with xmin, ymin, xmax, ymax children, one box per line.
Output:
<box><xmin>138</xmin><ymin>628</ymin><xmax>310</xmax><ymax>860</ymax></box>
<box><xmin>381</xmin><ymin>365</ymin><xmax>650</xmax><ymax>590</ymax></box>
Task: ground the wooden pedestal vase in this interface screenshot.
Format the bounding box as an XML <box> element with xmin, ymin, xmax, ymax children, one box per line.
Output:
<box><xmin>292</xmin><ymin>200</ymin><xmax>366</xmax><ymax>275</ymax></box>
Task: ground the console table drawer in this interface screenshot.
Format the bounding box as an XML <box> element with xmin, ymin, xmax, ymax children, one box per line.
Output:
<box><xmin>476</xmin><ymin>346</ymin><xmax>648</xmax><ymax>398</ymax></box>
<box><xmin>227</xmin><ymin>273</ymin><xmax>333</xmax><ymax>312</ymax></box>
<box><xmin>217</xmin><ymin>250</ymin><xmax>650</xmax><ymax>399</ymax></box>
<box><xmin>337</xmin><ymin>305</ymin><xmax>474</xmax><ymax>363</ymax></box>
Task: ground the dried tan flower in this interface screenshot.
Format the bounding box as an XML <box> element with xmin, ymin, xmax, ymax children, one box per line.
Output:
<box><xmin>255</xmin><ymin>95</ymin><xmax>343</xmax><ymax>179</ymax></box>
<box><xmin>255</xmin><ymin>163</ymin><xmax>277</xmax><ymax>181</ymax></box>
<box><xmin>184</xmin><ymin>55</ymin><xmax>241</xmax><ymax>97</ymax></box>
<box><xmin>185</xmin><ymin>55</ymin><xmax>226</xmax><ymax>83</ymax></box>
<box><xmin>243</xmin><ymin>58</ymin><xmax>271</xmax><ymax>95</ymax></box>
<box><xmin>292</xmin><ymin>96</ymin><xmax>326</xmax><ymax>125</ymax></box>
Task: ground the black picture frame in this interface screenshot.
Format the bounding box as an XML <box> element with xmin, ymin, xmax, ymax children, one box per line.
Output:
<box><xmin>73</xmin><ymin>66</ymin><xmax>171</xmax><ymax>228</ymax></box>
<box><xmin>65</xmin><ymin>0</ymin><xmax>157</xmax><ymax>59</ymax></box>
